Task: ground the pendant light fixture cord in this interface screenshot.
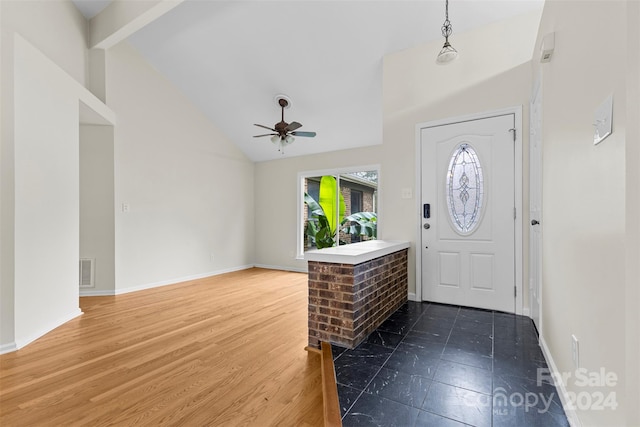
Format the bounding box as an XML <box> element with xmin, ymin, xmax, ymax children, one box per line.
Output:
<box><xmin>442</xmin><ymin>0</ymin><xmax>453</xmax><ymax>42</ymax></box>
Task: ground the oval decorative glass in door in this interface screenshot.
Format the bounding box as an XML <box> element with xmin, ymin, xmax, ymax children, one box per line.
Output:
<box><xmin>446</xmin><ymin>143</ymin><xmax>484</xmax><ymax>234</ymax></box>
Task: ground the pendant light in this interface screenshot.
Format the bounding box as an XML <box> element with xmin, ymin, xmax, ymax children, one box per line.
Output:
<box><xmin>436</xmin><ymin>0</ymin><xmax>458</xmax><ymax>64</ymax></box>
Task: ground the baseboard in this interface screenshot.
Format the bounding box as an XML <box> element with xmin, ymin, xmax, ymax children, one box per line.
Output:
<box><xmin>0</xmin><ymin>341</ymin><xmax>18</xmax><ymax>355</ymax></box>
<box><xmin>82</xmin><ymin>265</ymin><xmax>256</xmax><ymax>297</ymax></box>
<box><xmin>539</xmin><ymin>335</ymin><xmax>583</xmax><ymax>427</ymax></box>
<box><xmin>80</xmin><ymin>264</ymin><xmax>308</xmax><ymax>298</ymax></box>
<box><xmin>522</xmin><ymin>307</ymin><xmax>531</xmax><ymax>317</ymax></box>
<box><xmin>253</xmin><ymin>264</ymin><xmax>308</xmax><ymax>273</ymax></box>
<box><xmin>408</xmin><ymin>292</ymin><xmax>418</xmax><ymax>302</ymax></box>
<box><xmin>80</xmin><ymin>289</ymin><xmax>117</xmax><ymax>296</ymax></box>
<box><xmin>13</xmin><ymin>308</ymin><xmax>83</xmax><ymax>351</ymax></box>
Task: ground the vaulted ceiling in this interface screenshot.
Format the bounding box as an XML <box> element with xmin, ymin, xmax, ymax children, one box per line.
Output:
<box><xmin>72</xmin><ymin>0</ymin><xmax>544</xmax><ymax>162</ymax></box>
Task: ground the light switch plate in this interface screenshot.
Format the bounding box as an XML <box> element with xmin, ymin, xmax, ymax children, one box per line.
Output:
<box><xmin>594</xmin><ymin>94</ymin><xmax>613</xmax><ymax>145</ymax></box>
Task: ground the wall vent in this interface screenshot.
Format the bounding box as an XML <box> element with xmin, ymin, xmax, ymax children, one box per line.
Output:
<box><xmin>79</xmin><ymin>258</ymin><xmax>95</xmax><ymax>288</ymax></box>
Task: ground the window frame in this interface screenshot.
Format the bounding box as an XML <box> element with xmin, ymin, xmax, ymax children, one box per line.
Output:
<box><xmin>296</xmin><ymin>164</ymin><xmax>381</xmax><ymax>259</ymax></box>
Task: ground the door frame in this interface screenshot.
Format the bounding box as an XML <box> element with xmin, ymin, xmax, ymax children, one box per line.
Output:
<box><xmin>414</xmin><ymin>106</ymin><xmax>524</xmax><ymax>315</ymax></box>
<box><xmin>529</xmin><ymin>77</ymin><xmax>543</xmax><ymax>329</ymax></box>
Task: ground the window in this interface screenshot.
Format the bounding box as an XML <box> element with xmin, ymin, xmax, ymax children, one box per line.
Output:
<box><xmin>445</xmin><ymin>143</ymin><xmax>484</xmax><ymax>234</ymax></box>
<box><xmin>298</xmin><ymin>167</ymin><xmax>379</xmax><ymax>256</ymax></box>
<box><xmin>348</xmin><ymin>191</ymin><xmax>363</xmax><ymax>243</ymax></box>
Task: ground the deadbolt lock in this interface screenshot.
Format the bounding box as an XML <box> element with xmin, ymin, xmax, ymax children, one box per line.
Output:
<box><xmin>423</xmin><ymin>223</ymin><xmax>431</xmax><ymax>230</ymax></box>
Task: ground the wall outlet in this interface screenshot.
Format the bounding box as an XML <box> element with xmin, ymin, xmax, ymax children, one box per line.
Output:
<box><xmin>210</xmin><ymin>253</ymin><xmax>215</xmax><ymax>262</ymax></box>
<box><xmin>121</xmin><ymin>203</ymin><xmax>130</xmax><ymax>213</ymax></box>
<box><xmin>571</xmin><ymin>334</ymin><xmax>580</xmax><ymax>369</ymax></box>
<box><xmin>401</xmin><ymin>188</ymin><xmax>413</xmax><ymax>199</ymax></box>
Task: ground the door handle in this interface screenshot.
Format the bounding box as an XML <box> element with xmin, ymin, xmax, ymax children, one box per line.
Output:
<box><xmin>531</xmin><ymin>219</ymin><xmax>540</xmax><ymax>226</ymax></box>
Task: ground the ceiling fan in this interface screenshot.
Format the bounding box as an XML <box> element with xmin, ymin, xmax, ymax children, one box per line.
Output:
<box><xmin>254</xmin><ymin>95</ymin><xmax>316</xmax><ymax>153</ymax></box>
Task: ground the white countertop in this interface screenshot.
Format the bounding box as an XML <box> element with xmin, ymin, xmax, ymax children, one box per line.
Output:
<box><xmin>304</xmin><ymin>240</ymin><xmax>410</xmax><ymax>265</ymax></box>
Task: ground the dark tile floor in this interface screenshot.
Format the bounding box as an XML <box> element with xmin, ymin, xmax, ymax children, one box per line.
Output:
<box><xmin>332</xmin><ymin>301</ymin><xmax>569</xmax><ymax>427</ymax></box>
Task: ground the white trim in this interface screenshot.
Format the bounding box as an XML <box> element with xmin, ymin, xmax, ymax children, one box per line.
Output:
<box><xmin>522</xmin><ymin>307</ymin><xmax>531</xmax><ymax>317</ymax></box>
<box><xmin>13</xmin><ymin>308</ymin><xmax>83</xmax><ymax>351</ymax></box>
<box><xmin>539</xmin><ymin>335</ymin><xmax>583</xmax><ymax>427</ymax></box>
<box><xmin>414</xmin><ymin>106</ymin><xmax>524</xmax><ymax>314</ymax></box>
<box><xmin>79</xmin><ymin>264</ymin><xmax>311</xmax><ymax>297</ymax></box>
<box><xmin>81</xmin><ymin>265</ymin><xmax>255</xmax><ymax>297</ymax></box>
<box><xmin>0</xmin><ymin>342</ymin><xmax>18</xmax><ymax>355</ymax></box>
<box><xmin>253</xmin><ymin>264</ymin><xmax>308</xmax><ymax>273</ymax></box>
<box><xmin>79</xmin><ymin>289</ymin><xmax>118</xmax><ymax>297</ymax></box>
<box><xmin>529</xmin><ymin>73</ymin><xmax>543</xmax><ymax>332</ymax></box>
<box><xmin>408</xmin><ymin>292</ymin><xmax>418</xmax><ymax>302</ymax></box>
<box><xmin>514</xmin><ymin>106</ymin><xmax>524</xmax><ymax>315</ymax></box>
<box><xmin>415</xmin><ymin>126</ymin><xmax>424</xmax><ymax>302</ymax></box>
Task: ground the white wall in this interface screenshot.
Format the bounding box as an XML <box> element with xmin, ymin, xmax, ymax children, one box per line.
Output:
<box><xmin>1</xmin><ymin>0</ymin><xmax>255</xmax><ymax>351</ymax></box>
<box><xmin>13</xmin><ymin>36</ymin><xmax>85</xmax><ymax>347</ymax></box>
<box><xmin>106</xmin><ymin>41</ymin><xmax>255</xmax><ymax>293</ymax></box>
<box><xmin>254</xmin><ymin>12</ymin><xmax>541</xmax><ymax>300</ymax></box>
<box><xmin>384</xmin><ymin>10</ymin><xmax>540</xmax><ymax>301</ymax></box>
<box><xmin>625</xmin><ymin>2</ymin><xmax>640</xmax><ymax>424</ymax></box>
<box><xmin>534</xmin><ymin>1</ymin><xmax>634</xmax><ymax>424</ymax></box>
<box><xmin>80</xmin><ymin>125</ymin><xmax>115</xmax><ymax>295</ymax></box>
<box><xmin>1</xmin><ymin>0</ymin><xmax>89</xmax><ymax>351</ymax></box>
<box><xmin>254</xmin><ymin>148</ymin><xmax>384</xmax><ymax>272</ymax></box>
<box><xmin>1</xmin><ymin>0</ymin><xmax>87</xmax><ymax>86</ymax></box>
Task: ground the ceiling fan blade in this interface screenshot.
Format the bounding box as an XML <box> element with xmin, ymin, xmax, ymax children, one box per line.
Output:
<box><xmin>254</xmin><ymin>123</ymin><xmax>276</xmax><ymax>131</ymax></box>
<box><xmin>291</xmin><ymin>131</ymin><xmax>316</xmax><ymax>137</ymax></box>
<box><xmin>253</xmin><ymin>133</ymin><xmax>277</xmax><ymax>138</ymax></box>
<box><xmin>285</xmin><ymin>121</ymin><xmax>302</xmax><ymax>132</ymax></box>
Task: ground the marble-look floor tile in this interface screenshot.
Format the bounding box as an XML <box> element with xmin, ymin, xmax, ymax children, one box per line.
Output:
<box><xmin>414</xmin><ymin>410</ymin><xmax>471</xmax><ymax>426</ymax></box>
<box><xmin>400</xmin><ymin>334</ymin><xmax>446</xmax><ymax>354</ymax></box>
<box><xmin>441</xmin><ymin>345</ymin><xmax>494</xmax><ymax>371</ymax></box>
<box><xmin>334</xmin><ymin>302</ymin><xmax>569</xmax><ymax>427</ymax></box>
<box><xmin>458</xmin><ymin>307</ymin><xmax>494</xmax><ymax>324</ymax></box>
<box><xmin>422</xmin><ymin>382</ymin><xmax>492</xmax><ymax>427</ymax></box>
<box><xmin>331</xmin><ymin>344</ymin><xmax>347</xmax><ymax>360</ymax></box>
<box><xmin>384</xmin><ymin>344</ymin><xmax>439</xmax><ymax>377</ymax></box>
<box><xmin>493</xmin><ymin>374</ymin><xmax>566</xmax><ymax>417</ymax></box>
<box><xmin>426</xmin><ymin>304</ymin><xmax>460</xmax><ymax>319</ymax></box>
<box><xmin>365</xmin><ymin>367</ymin><xmax>432</xmax><ymax>409</ymax></box>
<box><xmin>335</xmin><ymin>361</ymin><xmax>381</xmax><ymax>390</ymax></box>
<box><xmin>386</xmin><ymin>308</ymin><xmax>424</xmax><ymax>326</ymax></box>
<box><xmin>397</xmin><ymin>301</ymin><xmax>429</xmax><ymax>316</ymax></box>
<box><xmin>434</xmin><ymin>360</ymin><xmax>494</xmax><ymax>395</ymax></box>
<box><xmin>407</xmin><ymin>324</ymin><xmax>452</xmax><ymax>344</ymax></box>
<box><xmin>454</xmin><ymin>318</ymin><xmax>494</xmax><ymax>336</ymax></box>
<box><xmin>342</xmin><ymin>393</ymin><xmax>419</xmax><ymax>427</ymax></box>
<box><xmin>378</xmin><ymin>316</ymin><xmax>414</xmax><ymax>336</ymax></box>
<box><xmin>338</xmin><ymin>384</ymin><xmax>362</xmax><ymax>417</ymax></box>
<box><xmin>414</xmin><ymin>314</ymin><xmax>456</xmax><ymax>331</ymax></box>
<box><xmin>336</xmin><ymin>342</ymin><xmax>394</xmax><ymax>368</ymax></box>
<box><xmin>365</xmin><ymin>330</ymin><xmax>404</xmax><ymax>349</ymax></box>
<box><xmin>446</xmin><ymin>330</ymin><xmax>493</xmax><ymax>357</ymax></box>
<box><xmin>493</xmin><ymin>355</ymin><xmax>548</xmax><ymax>381</ymax></box>
<box><xmin>494</xmin><ymin>338</ymin><xmax>546</xmax><ymax>363</ymax></box>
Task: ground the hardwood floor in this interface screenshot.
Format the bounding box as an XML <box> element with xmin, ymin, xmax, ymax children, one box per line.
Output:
<box><xmin>0</xmin><ymin>268</ymin><xmax>324</xmax><ymax>426</ymax></box>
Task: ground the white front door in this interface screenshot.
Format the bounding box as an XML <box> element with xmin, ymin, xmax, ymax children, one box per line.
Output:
<box><xmin>530</xmin><ymin>80</ymin><xmax>543</xmax><ymax>329</ymax></box>
<box><xmin>420</xmin><ymin>114</ymin><xmax>516</xmax><ymax>313</ymax></box>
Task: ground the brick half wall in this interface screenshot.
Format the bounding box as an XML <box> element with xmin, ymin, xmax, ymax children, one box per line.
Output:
<box><xmin>308</xmin><ymin>249</ymin><xmax>408</xmax><ymax>349</ymax></box>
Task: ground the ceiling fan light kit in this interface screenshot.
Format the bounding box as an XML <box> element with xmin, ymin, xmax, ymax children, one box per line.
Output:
<box><xmin>253</xmin><ymin>94</ymin><xmax>317</xmax><ymax>154</ymax></box>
